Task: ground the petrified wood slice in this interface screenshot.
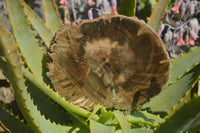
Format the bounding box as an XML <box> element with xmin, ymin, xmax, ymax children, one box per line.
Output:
<box><xmin>47</xmin><ymin>14</ymin><xmax>170</xmax><ymax>111</ymax></box>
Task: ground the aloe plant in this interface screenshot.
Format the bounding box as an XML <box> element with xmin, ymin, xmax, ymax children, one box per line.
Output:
<box><xmin>0</xmin><ymin>0</ymin><xmax>200</xmax><ymax>133</ymax></box>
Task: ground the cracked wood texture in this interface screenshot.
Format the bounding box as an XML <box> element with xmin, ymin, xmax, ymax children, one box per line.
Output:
<box><xmin>47</xmin><ymin>14</ymin><xmax>170</xmax><ymax>111</ymax></box>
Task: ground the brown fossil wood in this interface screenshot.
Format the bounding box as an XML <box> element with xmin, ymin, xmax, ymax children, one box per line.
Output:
<box><xmin>47</xmin><ymin>14</ymin><xmax>170</xmax><ymax>111</ymax></box>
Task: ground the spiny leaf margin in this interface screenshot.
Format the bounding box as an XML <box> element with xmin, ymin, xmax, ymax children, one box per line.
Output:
<box><xmin>5</xmin><ymin>0</ymin><xmax>44</xmax><ymax>80</ymax></box>
<box><xmin>0</xmin><ymin>23</ymin><xmax>43</xmax><ymax>133</ymax></box>
<box><xmin>155</xmin><ymin>97</ymin><xmax>200</xmax><ymax>133</ymax></box>
<box><xmin>0</xmin><ymin>104</ymin><xmax>34</xmax><ymax>133</ymax></box>
<box><xmin>23</xmin><ymin>1</ymin><xmax>53</xmax><ymax>48</ymax></box>
<box><xmin>142</xmin><ymin>63</ymin><xmax>200</xmax><ymax>117</ymax></box>
<box><xmin>42</xmin><ymin>0</ymin><xmax>63</xmax><ymax>34</ymax></box>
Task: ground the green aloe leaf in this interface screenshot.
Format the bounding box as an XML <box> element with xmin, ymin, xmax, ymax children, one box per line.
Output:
<box><xmin>98</xmin><ymin>111</ymin><xmax>115</xmax><ymax>124</ymax></box>
<box><xmin>0</xmin><ymin>23</ymin><xmax>43</xmax><ymax>133</ymax></box>
<box><xmin>87</xmin><ymin>105</ymin><xmax>104</xmax><ymax>122</ymax></box>
<box><xmin>23</xmin><ymin>1</ymin><xmax>53</xmax><ymax>48</ymax></box>
<box><xmin>42</xmin><ymin>0</ymin><xmax>63</xmax><ymax>34</ymax></box>
<box><xmin>127</xmin><ymin>111</ymin><xmax>164</xmax><ymax>127</ymax></box>
<box><xmin>0</xmin><ymin>104</ymin><xmax>34</xmax><ymax>133</ymax></box>
<box><xmin>139</xmin><ymin>0</ymin><xmax>155</xmax><ymax>21</ymax></box>
<box><xmin>147</xmin><ymin>0</ymin><xmax>170</xmax><ymax>31</ymax></box>
<box><xmin>142</xmin><ymin>63</ymin><xmax>200</xmax><ymax>117</ymax></box>
<box><xmin>112</xmin><ymin>110</ymin><xmax>130</xmax><ymax>133</ymax></box>
<box><xmin>3</xmin><ymin>2</ymin><xmax>73</xmax><ymax>131</ymax></box>
<box><xmin>0</xmin><ymin>59</ymin><xmax>10</xmax><ymax>80</ymax></box>
<box><xmin>23</xmin><ymin>70</ymin><xmax>99</xmax><ymax>122</ymax></box>
<box><xmin>167</xmin><ymin>47</ymin><xmax>200</xmax><ymax>86</ymax></box>
<box><xmin>24</xmin><ymin>80</ymin><xmax>89</xmax><ymax>133</ymax></box>
<box><xmin>0</xmin><ymin>15</ymin><xmax>88</xmax><ymax>133</ymax></box>
<box><xmin>116</xmin><ymin>128</ymin><xmax>154</xmax><ymax>133</ymax></box>
<box><xmin>5</xmin><ymin>0</ymin><xmax>44</xmax><ymax>80</ymax></box>
<box><xmin>155</xmin><ymin>97</ymin><xmax>200</xmax><ymax>133</ymax></box>
<box><xmin>187</xmin><ymin>125</ymin><xmax>200</xmax><ymax>133</ymax></box>
<box><xmin>90</xmin><ymin>120</ymin><xmax>115</xmax><ymax>133</ymax></box>
<box><xmin>0</xmin><ymin>36</ymin><xmax>88</xmax><ymax>133</ymax></box>
<box><xmin>118</xmin><ymin>0</ymin><xmax>137</xmax><ymax>16</ymax></box>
